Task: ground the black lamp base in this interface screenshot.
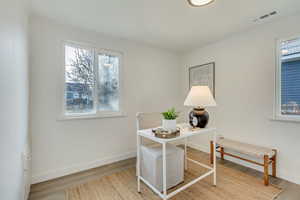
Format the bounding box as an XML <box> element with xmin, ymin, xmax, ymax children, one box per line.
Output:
<box><xmin>188</xmin><ymin>108</ymin><xmax>209</xmax><ymax>128</ymax></box>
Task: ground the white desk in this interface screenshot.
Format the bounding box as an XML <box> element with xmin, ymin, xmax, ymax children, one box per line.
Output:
<box><xmin>136</xmin><ymin>124</ymin><xmax>217</xmax><ymax>200</ymax></box>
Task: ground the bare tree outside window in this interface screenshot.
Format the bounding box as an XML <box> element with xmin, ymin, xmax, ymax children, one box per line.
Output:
<box><xmin>64</xmin><ymin>43</ymin><xmax>121</xmax><ymax>116</ymax></box>
<box><xmin>65</xmin><ymin>45</ymin><xmax>95</xmax><ymax>114</ymax></box>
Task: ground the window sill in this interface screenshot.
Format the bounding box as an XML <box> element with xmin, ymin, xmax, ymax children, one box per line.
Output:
<box><xmin>57</xmin><ymin>112</ymin><xmax>127</xmax><ymax>121</ymax></box>
<box><xmin>270</xmin><ymin>115</ymin><xmax>300</xmax><ymax>123</ymax></box>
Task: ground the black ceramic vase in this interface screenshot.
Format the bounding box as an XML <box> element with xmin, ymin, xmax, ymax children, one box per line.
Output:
<box><xmin>188</xmin><ymin>108</ymin><xmax>209</xmax><ymax>128</ymax></box>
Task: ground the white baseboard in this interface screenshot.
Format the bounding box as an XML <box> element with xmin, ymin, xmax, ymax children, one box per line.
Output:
<box><xmin>32</xmin><ymin>144</ymin><xmax>300</xmax><ymax>186</ymax></box>
<box><xmin>31</xmin><ymin>151</ymin><xmax>136</xmax><ymax>184</ymax></box>
<box><xmin>278</xmin><ymin>169</ymin><xmax>300</xmax><ymax>185</ymax></box>
<box><xmin>188</xmin><ymin>142</ymin><xmax>210</xmax><ymax>153</ymax></box>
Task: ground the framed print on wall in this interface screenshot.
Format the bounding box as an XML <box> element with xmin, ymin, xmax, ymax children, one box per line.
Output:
<box><xmin>189</xmin><ymin>62</ymin><xmax>215</xmax><ymax>97</ymax></box>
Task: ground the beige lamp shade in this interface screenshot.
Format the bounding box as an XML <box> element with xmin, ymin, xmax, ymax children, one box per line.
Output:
<box><xmin>184</xmin><ymin>86</ymin><xmax>216</xmax><ymax>107</ymax></box>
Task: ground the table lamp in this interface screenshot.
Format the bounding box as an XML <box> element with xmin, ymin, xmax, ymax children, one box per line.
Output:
<box><xmin>184</xmin><ymin>86</ymin><xmax>216</xmax><ymax>128</ymax></box>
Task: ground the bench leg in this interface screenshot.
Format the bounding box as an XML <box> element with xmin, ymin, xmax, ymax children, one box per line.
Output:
<box><xmin>272</xmin><ymin>149</ymin><xmax>277</xmax><ymax>177</ymax></box>
<box><xmin>264</xmin><ymin>155</ymin><xmax>269</xmax><ymax>186</ymax></box>
<box><xmin>220</xmin><ymin>147</ymin><xmax>224</xmax><ymax>160</ymax></box>
<box><xmin>210</xmin><ymin>141</ymin><xmax>214</xmax><ymax>164</ymax></box>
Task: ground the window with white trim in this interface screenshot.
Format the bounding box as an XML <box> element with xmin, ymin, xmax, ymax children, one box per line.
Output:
<box><xmin>64</xmin><ymin>42</ymin><xmax>122</xmax><ymax>118</ymax></box>
<box><xmin>275</xmin><ymin>37</ymin><xmax>300</xmax><ymax>121</ymax></box>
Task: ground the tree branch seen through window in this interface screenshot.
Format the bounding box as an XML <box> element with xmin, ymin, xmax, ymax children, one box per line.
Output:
<box><xmin>64</xmin><ymin>43</ymin><xmax>121</xmax><ymax>116</ymax></box>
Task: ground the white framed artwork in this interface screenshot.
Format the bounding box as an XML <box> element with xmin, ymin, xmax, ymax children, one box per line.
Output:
<box><xmin>189</xmin><ymin>62</ymin><xmax>215</xmax><ymax>97</ymax></box>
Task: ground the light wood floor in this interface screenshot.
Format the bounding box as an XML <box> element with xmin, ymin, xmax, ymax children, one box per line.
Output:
<box><xmin>29</xmin><ymin>148</ymin><xmax>300</xmax><ymax>200</ymax></box>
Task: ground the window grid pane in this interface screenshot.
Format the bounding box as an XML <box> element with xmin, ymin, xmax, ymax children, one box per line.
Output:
<box><xmin>97</xmin><ymin>53</ymin><xmax>120</xmax><ymax>112</ymax></box>
<box><xmin>65</xmin><ymin>45</ymin><xmax>95</xmax><ymax>114</ymax></box>
<box><xmin>280</xmin><ymin>38</ymin><xmax>300</xmax><ymax>115</ymax></box>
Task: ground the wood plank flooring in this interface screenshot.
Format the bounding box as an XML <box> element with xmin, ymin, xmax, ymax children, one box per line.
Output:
<box><xmin>29</xmin><ymin>148</ymin><xmax>300</xmax><ymax>200</ymax></box>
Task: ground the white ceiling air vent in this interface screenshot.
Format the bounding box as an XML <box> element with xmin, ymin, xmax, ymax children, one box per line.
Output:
<box><xmin>253</xmin><ymin>11</ymin><xmax>277</xmax><ymax>22</ymax></box>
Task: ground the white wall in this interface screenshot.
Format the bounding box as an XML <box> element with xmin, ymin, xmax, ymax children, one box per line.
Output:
<box><xmin>0</xmin><ymin>0</ymin><xmax>30</xmax><ymax>199</ymax></box>
<box><xmin>29</xmin><ymin>16</ymin><xmax>181</xmax><ymax>183</ymax></box>
<box><xmin>181</xmin><ymin>13</ymin><xmax>300</xmax><ymax>184</ymax></box>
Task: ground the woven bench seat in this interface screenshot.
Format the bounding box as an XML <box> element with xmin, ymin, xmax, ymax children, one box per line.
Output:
<box><xmin>210</xmin><ymin>138</ymin><xmax>277</xmax><ymax>186</ymax></box>
<box><xmin>217</xmin><ymin>138</ymin><xmax>275</xmax><ymax>159</ymax></box>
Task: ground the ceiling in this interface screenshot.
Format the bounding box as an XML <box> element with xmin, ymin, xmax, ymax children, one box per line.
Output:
<box><xmin>30</xmin><ymin>0</ymin><xmax>300</xmax><ymax>52</ymax></box>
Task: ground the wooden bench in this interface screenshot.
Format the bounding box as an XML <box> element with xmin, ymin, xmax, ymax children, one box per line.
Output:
<box><xmin>210</xmin><ymin>138</ymin><xmax>277</xmax><ymax>186</ymax></box>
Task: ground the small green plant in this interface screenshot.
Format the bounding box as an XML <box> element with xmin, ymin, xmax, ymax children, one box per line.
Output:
<box><xmin>161</xmin><ymin>108</ymin><xmax>179</xmax><ymax>120</ymax></box>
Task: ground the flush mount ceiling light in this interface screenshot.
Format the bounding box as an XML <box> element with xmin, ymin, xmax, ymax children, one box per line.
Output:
<box><xmin>188</xmin><ymin>0</ymin><xmax>214</xmax><ymax>7</ymax></box>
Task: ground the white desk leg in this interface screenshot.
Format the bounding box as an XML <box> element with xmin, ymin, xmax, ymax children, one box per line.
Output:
<box><xmin>184</xmin><ymin>138</ymin><xmax>188</xmax><ymax>170</ymax></box>
<box><xmin>137</xmin><ymin>134</ymin><xmax>141</xmax><ymax>193</ymax></box>
<box><xmin>162</xmin><ymin>142</ymin><xmax>167</xmax><ymax>200</ymax></box>
<box><xmin>213</xmin><ymin>132</ymin><xmax>217</xmax><ymax>186</ymax></box>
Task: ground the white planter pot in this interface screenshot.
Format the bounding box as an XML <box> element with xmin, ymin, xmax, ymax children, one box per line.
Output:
<box><xmin>162</xmin><ymin>119</ymin><xmax>177</xmax><ymax>132</ymax></box>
